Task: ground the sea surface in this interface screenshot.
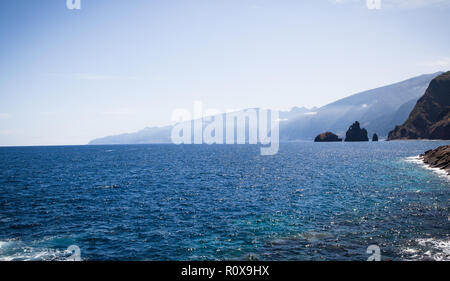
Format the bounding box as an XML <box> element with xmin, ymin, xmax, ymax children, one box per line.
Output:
<box><xmin>0</xmin><ymin>141</ymin><xmax>449</xmax><ymax>261</ymax></box>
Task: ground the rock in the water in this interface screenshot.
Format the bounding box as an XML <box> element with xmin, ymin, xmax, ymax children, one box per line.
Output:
<box><xmin>344</xmin><ymin>121</ymin><xmax>369</xmax><ymax>142</ymax></box>
<box><xmin>388</xmin><ymin>71</ymin><xmax>450</xmax><ymax>140</ymax></box>
<box><xmin>314</xmin><ymin>132</ymin><xmax>342</xmax><ymax>142</ymax></box>
<box><xmin>372</xmin><ymin>134</ymin><xmax>379</xmax><ymax>142</ymax></box>
<box><xmin>420</xmin><ymin>145</ymin><xmax>450</xmax><ymax>175</ymax></box>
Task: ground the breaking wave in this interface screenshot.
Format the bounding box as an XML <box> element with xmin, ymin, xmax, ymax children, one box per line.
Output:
<box><xmin>0</xmin><ymin>239</ymin><xmax>81</xmax><ymax>261</ymax></box>
<box><xmin>405</xmin><ymin>155</ymin><xmax>450</xmax><ymax>181</ymax></box>
<box><xmin>402</xmin><ymin>238</ymin><xmax>450</xmax><ymax>261</ymax></box>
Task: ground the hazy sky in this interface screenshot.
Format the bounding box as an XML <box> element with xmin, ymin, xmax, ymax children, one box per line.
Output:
<box><xmin>0</xmin><ymin>0</ymin><xmax>449</xmax><ymax>146</ymax></box>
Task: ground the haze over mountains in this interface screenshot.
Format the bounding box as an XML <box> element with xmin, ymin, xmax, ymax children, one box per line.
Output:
<box><xmin>280</xmin><ymin>72</ymin><xmax>443</xmax><ymax>140</ymax></box>
<box><xmin>89</xmin><ymin>72</ymin><xmax>443</xmax><ymax>145</ymax></box>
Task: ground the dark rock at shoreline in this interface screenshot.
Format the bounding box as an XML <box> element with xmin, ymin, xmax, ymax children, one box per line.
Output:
<box><xmin>314</xmin><ymin>132</ymin><xmax>342</xmax><ymax>142</ymax></box>
<box><xmin>388</xmin><ymin>71</ymin><xmax>450</xmax><ymax>140</ymax></box>
<box><xmin>344</xmin><ymin>121</ymin><xmax>369</xmax><ymax>142</ymax></box>
<box><xmin>420</xmin><ymin>145</ymin><xmax>450</xmax><ymax>175</ymax></box>
<box><xmin>372</xmin><ymin>134</ymin><xmax>379</xmax><ymax>142</ymax></box>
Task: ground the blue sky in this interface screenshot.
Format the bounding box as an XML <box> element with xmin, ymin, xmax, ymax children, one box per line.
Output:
<box><xmin>0</xmin><ymin>0</ymin><xmax>449</xmax><ymax>146</ymax></box>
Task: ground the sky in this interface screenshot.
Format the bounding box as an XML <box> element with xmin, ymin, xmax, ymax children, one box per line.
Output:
<box><xmin>0</xmin><ymin>0</ymin><xmax>449</xmax><ymax>146</ymax></box>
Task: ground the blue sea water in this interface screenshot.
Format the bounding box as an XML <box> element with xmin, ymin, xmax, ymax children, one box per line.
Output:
<box><xmin>0</xmin><ymin>141</ymin><xmax>449</xmax><ymax>261</ymax></box>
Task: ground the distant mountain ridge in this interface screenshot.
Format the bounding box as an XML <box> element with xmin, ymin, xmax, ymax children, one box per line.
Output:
<box><xmin>280</xmin><ymin>72</ymin><xmax>443</xmax><ymax>140</ymax></box>
<box><xmin>89</xmin><ymin>72</ymin><xmax>443</xmax><ymax>145</ymax></box>
<box><xmin>388</xmin><ymin>71</ymin><xmax>450</xmax><ymax>140</ymax></box>
<box><xmin>89</xmin><ymin>126</ymin><xmax>173</xmax><ymax>145</ymax></box>
<box><xmin>88</xmin><ymin>107</ymin><xmax>315</xmax><ymax>145</ymax></box>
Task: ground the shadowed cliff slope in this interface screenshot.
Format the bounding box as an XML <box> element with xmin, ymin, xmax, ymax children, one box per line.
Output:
<box><xmin>388</xmin><ymin>71</ymin><xmax>450</xmax><ymax>140</ymax></box>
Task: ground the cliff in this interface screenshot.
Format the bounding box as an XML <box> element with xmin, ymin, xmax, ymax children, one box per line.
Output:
<box><xmin>388</xmin><ymin>71</ymin><xmax>450</xmax><ymax>140</ymax></box>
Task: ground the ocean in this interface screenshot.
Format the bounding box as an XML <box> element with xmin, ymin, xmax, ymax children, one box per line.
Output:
<box><xmin>0</xmin><ymin>141</ymin><xmax>449</xmax><ymax>261</ymax></box>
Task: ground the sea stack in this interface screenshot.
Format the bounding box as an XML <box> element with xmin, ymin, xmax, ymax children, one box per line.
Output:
<box><xmin>372</xmin><ymin>134</ymin><xmax>379</xmax><ymax>142</ymax></box>
<box><xmin>344</xmin><ymin>121</ymin><xmax>369</xmax><ymax>142</ymax></box>
<box><xmin>314</xmin><ymin>132</ymin><xmax>343</xmax><ymax>142</ymax></box>
<box><xmin>420</xmin><ymin>145</ymin><xmax>450</xmax><ymax>175</ymax></box>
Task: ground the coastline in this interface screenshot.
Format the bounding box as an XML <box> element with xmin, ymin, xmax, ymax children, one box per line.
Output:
<box><xmin>421</xmin><ymin>145</ymin><xmax>450</xmax><ymax>175</ymax></box>
<box><xmin>405</xmin><ymin>155</ymin><xmax>450</xmax><ymax>181</ymax></box>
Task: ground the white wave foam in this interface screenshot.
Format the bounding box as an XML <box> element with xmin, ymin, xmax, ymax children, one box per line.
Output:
<box><xmin>405</xmin><ymin>155</ymin><xmax>450</xmax><ymax>181</ymax></box>
<box><xmin>402</xmin><ymin>238</ymin><xmax>450</xmax><ymax>261</ymax></box>
<box><xmin>0</xmin><ymin>240</ymin><xmax>80</xmax><ymax>261</ymax></box>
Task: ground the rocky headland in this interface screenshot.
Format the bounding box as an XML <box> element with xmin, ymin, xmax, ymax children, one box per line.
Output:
<box><xmin>420</xmin><ymin>145</ymin><xmax>450</xmax><ymax>175</ymax></box>
<box><xmin>388</xmin><ymin>71</ymin><xmax>450</xmax><ymax>140</ymax></box>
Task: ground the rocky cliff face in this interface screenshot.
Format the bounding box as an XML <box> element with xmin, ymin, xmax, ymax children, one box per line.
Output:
<box><xmin>421</xmin><ymin>145</ymin><xmax>450</xmax><ymax>175</ymax></box>
<box><xmin>344</xmin><ymin>121</ymin><xmax>369</xmax><ymax>142</ymax></box>
<box><xmin>314</xmin><ymin>132</ymin><xmax>342</xmax><ymax>142</ymax></box>
<box><xmin>388</xmin><ymin>71</ymin><xmax>450</xmax><ymax>140</ymax></box>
